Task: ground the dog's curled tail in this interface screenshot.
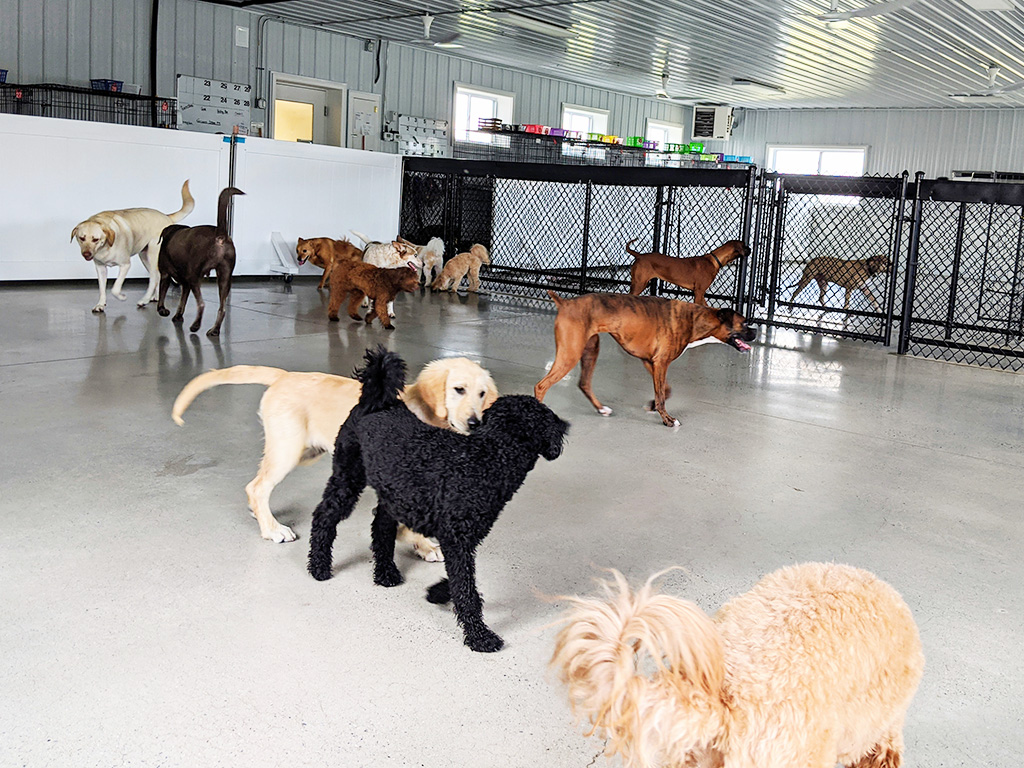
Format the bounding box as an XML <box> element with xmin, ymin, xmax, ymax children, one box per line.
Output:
<box><xmin>172</xmin><ymin>365</ymin><xmax>287</xmax><ymax>425</ymax></box>
<box><xmin>353</xmin><ymin>345</ymin><xmax>407</xmax><ymax>415</ymax></box>
<box><xmin>349</xmin><ymin>229</ymin><xmax>372</xmax><ymax>246</ymax></box>
<box><xmin>546</xmin><ymin>290</ymin><xmax>566</xmax><ymax>306</ymax></box>
<box><xmin>216</xmin><ymin>187</ymin><xmax>245</xmax><ymax>232</ymax></box>
<box><xmin>550</xmin><ymin>569</ymin><xmax>725</xmax><ymax>767</ymax></box>
<box><xmin>168</xmin><ymin>179</ymin><xmax>196</xmax><ymax>223</ymax></box>
<box><xmin>625</xmin><ymin>238</ymin><xmax>643</xmax><ymax>260</ymax></box>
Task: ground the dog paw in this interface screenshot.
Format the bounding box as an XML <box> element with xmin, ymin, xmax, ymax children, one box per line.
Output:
<box><xmin>598</xmin><ymin>406</ymin><xmax>612</xmax><ymax>416</ymax></box>
<box><xmin>426</xmin><ymin>579</ymin><xmax>451</xmax><ymax>604</ymax></box>
<box><xmin>136</xmin><ymin>299</ymin><xmax>149</xmax><ymax>308</ymax></box>
<box><xmin>206</xmin><ymin>328</ymin><xmax>220</xmax><ymax>338</ymax></box>
<box><xmin>466</xmin><ymin>628</ymin><xmax>504</xmax><ymax>653</ymax></box>
<box><xmin>190</xmin><ymin>323</ymin><xmax>201</xmax><ymax>333</ymax></box>
<box><xmin>114</xmin><ymin>292</ymin><xmax>127</xmax><ymax>301</ymax></box>
<box><xmin>662</xmin><ymin>418</ymin><xmax>680</xmax><ymax>428</ymax></box>
<box><xmin>263</xmin><ymin>524</ymin><xmax>297</xmax><ymax>543</ymax></box>
<box><xmin>171</xmin><ymin>314</ymin><xmax>183</xmax><ymax>324</ymax></box>
<box><xmin>414</xmin><ymin>539</ymin><xmax>444</xmax><ymax>562</ymax></box>
<box><xmin>309</xmin><ymin>563</ymin><xmax>333</xmax><ymax>581</ymax></box>
<box><xmin>374</xmin><ymin>568</ymin><xmax>404</xmax><ymax>588</ymax></box>
<box><xmin>92</xmin><ymin>304</ymin><xmax>105</xmax><ymax>313</ymax></box>
<box><xmin>157</xmin><ymin>307</ymin><xmax>170</xmax><ymax>317</ymax></box>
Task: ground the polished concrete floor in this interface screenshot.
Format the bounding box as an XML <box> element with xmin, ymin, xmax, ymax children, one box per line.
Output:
<box><xmin>1</xmin><ymin>279</ymin><xmax>1021</xmax><ymax>768</ymax></box>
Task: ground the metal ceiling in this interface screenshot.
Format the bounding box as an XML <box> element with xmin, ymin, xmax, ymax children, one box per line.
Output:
<box><xmin>205</xmin><ymin>0</ymin><xmax>1024</xmax><ymax>108</ymax></box>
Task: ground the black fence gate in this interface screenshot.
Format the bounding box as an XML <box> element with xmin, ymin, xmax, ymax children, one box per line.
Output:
<box><xmin>898</xmin><ymin>176</ymin><xmax>1024</xmax><ymax>370</ymax></box>
<box><xmin>400</xmin><ymin>157</ymin><xmax>757</xmax><ymax>306</ymax></box>
<box><xmin>746</xmin><ymin>172</ymin><xmax>909</xmax><ymax>345</ymax></box>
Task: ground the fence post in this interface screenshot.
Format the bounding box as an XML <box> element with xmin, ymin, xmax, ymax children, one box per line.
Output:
<box><xmin>738</xmin><ymin>165</ymin><xmax>757</xmax><ymax>314</ymax></box>
<box><xmin>766</xmin><ymin>177</ymin><xmax>787</xmax><ymax>324</ymax></box>
<box><xmin>580</xmin><ymin>181</ymin><xmax>592</xmax><ymax>295</ymax></box>
<box><xmin>897</xmin><ymin>171</ymin><xmax>926</xmax><ymax>355</ymax></box>
<box><xmin>883</xmin><ymin>171</ymin><xmax>909</xmax><ymax>345</ymax></box>
<box><xmin>945</xmin><ymin>201</ymin><xmax>968</xmax><ymax>340</ymax></box>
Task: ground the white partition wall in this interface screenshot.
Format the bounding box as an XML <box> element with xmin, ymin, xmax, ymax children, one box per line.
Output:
<box><xmin>229</xmin><ymin>137</ymin><xmax>402</xmax><ymax>277</ymax></box>
<box><xmin>0</xmin><ymin>114</ymin><xmax>230</xmax><ymax>280</ymax></box>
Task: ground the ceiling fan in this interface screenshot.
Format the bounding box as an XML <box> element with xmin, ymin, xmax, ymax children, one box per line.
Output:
<box><xmin>949</xmin><ymin>64</ymin><xmax>1024</xmax><ymax>100</ymax></box>
<box><xmin>815</xmin><ymin>0</ymin><xmax>922</xmax><ymax>22</ymax></box>
<box><xmin>407</xmin><ymin>13</ymin><xmax>462</xmax><ymax>48</ymax></box>
<box><xmin>649</xmin><ymin>71</ymin><xmax>698</xmax><ymax>102</ymax></box>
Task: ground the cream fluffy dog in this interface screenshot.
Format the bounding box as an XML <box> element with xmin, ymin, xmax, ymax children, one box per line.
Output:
<box><xmin>409</xmin><ymin>236</ymin><xmax>445</xmax><ymax>285</ymax></box>
<box><xmin>71</xmin><ymin>180</ymin><xmax>194</xmax><ymax>313</ymax></box>
<box><xmin>551</xmin><ymin>562</ymin><xmax>924</xmax><ymax>768</ymax></box>
<box><xmin>431</xmin><ymin>244</ymin><xmax>490</xmax><ymax>293</ymax></box>
<box><xmin>172</xmin><ymin>358</ymin><xmax>498</xmax><ymax>557</ymax></box>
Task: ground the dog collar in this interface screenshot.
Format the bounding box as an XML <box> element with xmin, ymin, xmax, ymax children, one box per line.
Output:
<box><xmin>708</xmin><ymin>252</ymin><xmax>724</xmax><ymax>269</ymax></box>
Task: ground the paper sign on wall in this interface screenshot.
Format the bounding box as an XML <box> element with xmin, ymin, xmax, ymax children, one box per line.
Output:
<box><xmin>176</xmin><ymin>75</ymin><xmax>251</xmax><ymax>135</ymax></box>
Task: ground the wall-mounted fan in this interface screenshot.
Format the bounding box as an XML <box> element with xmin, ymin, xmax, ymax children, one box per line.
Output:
<box><xmin>815</xmin><ymin>0</ymin><xmax>921</xmax><ymax>22</ymax></box>
<box><xmin>407</xmin><ymin>13</ymin><xmax>461</xmax><ymax>47</ymax></box>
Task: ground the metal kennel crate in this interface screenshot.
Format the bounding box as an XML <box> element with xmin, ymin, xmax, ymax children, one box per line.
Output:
<box><xmin>0</xmin><ymin>83</ymin><xmax>177</xmax><ymax>128</ymax></box>
<box><xmin>400</xmin><ymin>157</ymin><xmax>758</xmax><ymax>306</ymax></box>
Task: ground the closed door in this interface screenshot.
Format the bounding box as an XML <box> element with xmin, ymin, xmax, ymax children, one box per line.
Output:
<box><xmin>273</xmin><ymin>83</ymin><xmax>327</xmax><ymax>144</ymax></box>
<box><xmin>347</xmin><ymin>92</ymin><xmax>381</xmax><ymax>151</ymax></box>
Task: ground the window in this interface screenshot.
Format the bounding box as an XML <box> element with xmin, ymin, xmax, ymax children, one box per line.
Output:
<box><xmin>561</xmin><ymin>104</ymin><xmax>609</xmax><ymax>136</ymax></box>
<box><xmin>767</xmin><ymin>146</ymin><xmax>867</xmax><ymax>176</ymax></box>
<box><xmin>454</xmin><ymin>84</ymin><xmax>514</xmax><ymax>143</ymax></box>
<box><xmin>645</xmin><ymin>119</ymin><xmax>684</xmax><ymax>151</ymax></box>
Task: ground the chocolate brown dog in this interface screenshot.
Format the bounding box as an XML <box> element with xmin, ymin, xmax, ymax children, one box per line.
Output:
<box><xmin>534</xmin><ymin>292</ymin><xmax>756</xmax><ymax>427</ymax></box>
<box><xmin>156</xmin><ymin>186</ymin><xmax>244</xmax><ymax>337</ymax></box>
<box><xmin>626</xmin><ymin>239</ymin><xmax>749</xmax><ymax>305</ymax></box>
<box><xmin>327</xmin><ymin>260</ymin><xmax>420</xmax><ymax>329</ymax></box>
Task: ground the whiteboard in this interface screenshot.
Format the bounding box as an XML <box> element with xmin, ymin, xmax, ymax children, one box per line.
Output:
<box><xmin>176</xmin><ymin>75</ymin><xmax>252</xmax><ymax>136</ymax></box>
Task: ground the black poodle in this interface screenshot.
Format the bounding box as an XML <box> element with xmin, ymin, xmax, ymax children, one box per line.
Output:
<box><xmin>308</xmin><ymin>346</ymin><xmax>569</xmax><ymax>652</ymax></box>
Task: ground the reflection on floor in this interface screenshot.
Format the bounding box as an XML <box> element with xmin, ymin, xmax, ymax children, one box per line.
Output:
<box><xmin>1</xmin><ymin>280</ymin><xmax>1021</xmax><ymax>767</ymax></box>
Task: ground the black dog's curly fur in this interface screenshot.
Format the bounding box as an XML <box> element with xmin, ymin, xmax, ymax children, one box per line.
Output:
<box><xmin>308</xmin><ymin>345</ymin><xmax>569</xmax><ymax>652</ymax></box>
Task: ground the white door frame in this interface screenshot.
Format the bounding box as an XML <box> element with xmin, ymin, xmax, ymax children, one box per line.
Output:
<box><xmin>270</xmin><ymin>72</ymin><xmax>348</xmax><ymax>146</ymax></box>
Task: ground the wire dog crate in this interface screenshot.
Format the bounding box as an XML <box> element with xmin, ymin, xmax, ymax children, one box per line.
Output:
<box><xmin>0</xmin><ymin>83</ymin><xmax>177</xmax><ymax>128</ymax></box>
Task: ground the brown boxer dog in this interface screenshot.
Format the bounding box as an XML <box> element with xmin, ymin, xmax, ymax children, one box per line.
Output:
<box><xmin>534</xmin><ymin>292</ymin><xmax>756</xmax><ymax>428</ymax></box>
<box><xmin>626</xmin><ymin>239</ymin><xmax>749</xmax><ymax>305</ymax></box>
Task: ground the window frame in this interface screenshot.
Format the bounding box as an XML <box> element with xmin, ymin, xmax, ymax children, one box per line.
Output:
<box><xmin>645</xmin><ymin>118</ymin><xmax>686</xmax><ymax>151</ymax></box>
<box><xmin>766</xmin><ymin>144</ymin><xmax>869</xmax><ymax>176</ymax></box>
<box><xmin>453</xmin><ymin>83</ymin><xmax>515</xmax><ymax>144</ymax></box>
<box><xmin>561</xmin><ymin>103</ymin><xmax>610</xmax><ymax>136</ymax></box>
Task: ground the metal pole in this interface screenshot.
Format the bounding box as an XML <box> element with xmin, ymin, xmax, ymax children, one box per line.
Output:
<box><xmin>737</xmin><ymin>165</ymin><xmax>757</xmax><ymax>313</ymax></box>
<box><xmin>897</xmin><ymin>171</ymin><xmax>926</xmax><ymax>355</ymax></box>
<box><xmin>944</xmin><ymin>201</ymin><xmax>968</xmax><ymax>340</ymax></box>
<box><xmin>227</xmin><ymin>132</ymin><xmax>239</xmax><ymax>236</ymax></box>
<box><xmin>580</xmin><ymin>181</ymin><xmax>592</xmax><ymax>295</ymax></box>
<box><xmin>766</xmin><ymin>177</ymin><xmax>787</xmax><ymax>324</ymax></box>
<box><xmin>883</xmin><ymin>171</ymin><xmax>909</xmax><ymax>345</ymax></box>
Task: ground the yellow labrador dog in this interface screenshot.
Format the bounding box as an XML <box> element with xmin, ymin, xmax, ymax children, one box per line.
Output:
<box><xmin>172</xmin><ymin>358</ymin><xmax>498</xmax><ymax>558</ymax></box>
<box><xmin>71</xmin><ymin>180</ymin><xmax>194</xmax><ymax>313</ymax></box>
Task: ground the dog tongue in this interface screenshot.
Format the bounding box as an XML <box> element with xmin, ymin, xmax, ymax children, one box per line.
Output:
<box><xmin>736</xmin><ymin>339</ymin><xmax>751</xmax><ymax>352</ymax></box>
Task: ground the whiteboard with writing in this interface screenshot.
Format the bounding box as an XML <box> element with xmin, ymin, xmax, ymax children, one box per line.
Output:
<box><xmin>176</xmin><ymin>75</ymin><xmax>251</xmax><ymax>135</ymax></box>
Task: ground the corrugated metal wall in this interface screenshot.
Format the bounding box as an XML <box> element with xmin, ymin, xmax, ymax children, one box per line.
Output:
<box><xmin>723</xmin><ymin>108</ymin><xmax>1024</xmax><ymax>177</ymax></box>
<box><xmin>4</xmin><ymin>0</ymin><xmax>1024</xmax><ymax>176</ymax></box>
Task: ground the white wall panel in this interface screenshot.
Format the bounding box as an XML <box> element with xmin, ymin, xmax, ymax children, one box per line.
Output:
<box><xmin>0</xmin><ymin>113</ymin><xmax>229</xmax><ymax>280</ymax></box>
<box><xmin>230</xmin><ymin>137</ymin><xmax>402</xmax><ymax>276</ymax></box>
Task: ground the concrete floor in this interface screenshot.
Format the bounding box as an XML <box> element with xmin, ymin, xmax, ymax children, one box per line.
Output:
<box><xmin>1</xmin><ymin>280</ymin><xmax>1021</xmax><ymax>768</ymax></box>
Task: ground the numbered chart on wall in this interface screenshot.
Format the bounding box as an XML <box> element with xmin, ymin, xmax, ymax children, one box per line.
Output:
<box><xmin>176</xmin><ymin>75</ymin><xmax>252</xmax><ymax>135</ymax></box>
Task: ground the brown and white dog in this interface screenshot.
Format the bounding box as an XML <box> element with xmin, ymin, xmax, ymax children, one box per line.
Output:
<box><xmin>71</xmin><ymin>180</ymin><xmax>194</xmax><ymax>313</ymax></box>
<box><xmin>789</xmin><ymin>253</ymin><xmax>892</xmax><ymax>312</ymax></box>
<box><xmin>172</xmin><ymin>358</ymin><xmax>499</xmax><ymax>555</ymax></box>
<box><xmin>552</xmin><ymin>562</ymin><xmax>923</xmax><ymax>768</ymax></box>
<box><xmin>626</xmin><ymin>239</ymin><xmax>749</xmax><ymax>305</ymax></box>
<box><xmin>295</xmin><ymin>237</ymin><xmax>362</xmax><ymax>289</ymax></box>
<box><xmin>350</xmin><ymin>230</ymin><xmax>422</xmax><ymax>318</ymax></box>
<box><xmin>535</xmin><ymin>292</ymin><xmax>756</xmax><ymax>427</ymax></box>
<box><xmin>431</xmin><ymin>244</ymin><xmax>490</xmax><ymax>293</ymax></box>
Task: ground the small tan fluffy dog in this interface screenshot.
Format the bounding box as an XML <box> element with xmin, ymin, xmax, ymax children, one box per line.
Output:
<box><xmin>172</xmin><ymin>358</ymin><xmax>498</xmax><ymax>557</ymax></box>
<box><xmin>551</xmin><ymin>562</ymin><xmax>924</xmax><ymax>768</ymax></box>
<box><xmin>431</xmin><ymin>244</ymin><xmax>490</xmax><ymax>292</ymax></box>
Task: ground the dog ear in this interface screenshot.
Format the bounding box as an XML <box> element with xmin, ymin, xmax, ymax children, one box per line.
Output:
<box><xmin>101</xmin><ymin>226</ymin><xmax>116</xmax><ymax>247</ymax></box>
<box><xmin>397</xmin><ymin>236</ymin><xmax>415</xmax><ymax>246</ymax></box>
<box><xmin>70</xmin><ymin>226</ymin><xmax>79</xmax><ymax>243</ymax></box>
<box><xmin>482</xmin><ymin>375</ymin><xmax>499</xmax><ymax>410</ymax></box>
<box><xmin>412</xmin><ymin>363</ymin><xmax>448</xmax><ymax>423</ymax></box>
<box><xmin>716</xmin><ymin>308</ymin><xmax>734</xmax><ymax>325</ymax></box>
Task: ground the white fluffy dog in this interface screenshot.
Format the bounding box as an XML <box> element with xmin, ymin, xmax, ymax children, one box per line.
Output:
<box><xmin>410</xmin><ymin>236</ymin><xmax>445</xmax><ymax>285</ymax></box>
<box><xmin>551</xmin><ymin>562</ymin><xmax>924</xmax><ymax>768</ymax></box>
<box><xmin>71</xmin><ymin>180</ymin><xmax>194</xmax><ymax>313</ymax></box>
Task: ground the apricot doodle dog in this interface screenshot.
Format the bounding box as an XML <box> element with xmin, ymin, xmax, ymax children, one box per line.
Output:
<box><xmin>327</xmin><ymin>260</ymin><xmax>420</xmax><ymax>329</ymax></box>
<box><xmin>432</xmin><ymin>244</ymin><xmax>490</xmax><ymax>293</ymax></box>
<box><xmin>552</xmin><ymin>562</ymin><xmax>924</xmax><ymax>768</ymax></box>
<box><xmin>172</xmin><ymin>357</ymin><xmax>498</xmax><ymax>557</ymax></box>
<box><xmin>626</xmin><ymin>239</ymin><xmax>749</xmax><ymax>305</ymax></box>
<box><xmin>295</xmin><ymin>237</ymin><xmax>362</xmax><ymax>289</ymax></box>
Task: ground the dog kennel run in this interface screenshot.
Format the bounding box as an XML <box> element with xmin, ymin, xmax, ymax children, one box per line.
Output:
<box><xmin>399</xmin><ymin>157</ymin><xmax>1024</xmax><ymax>371</ymax></box>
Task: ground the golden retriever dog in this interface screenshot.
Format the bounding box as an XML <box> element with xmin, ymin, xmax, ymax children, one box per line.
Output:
<box><xmin>71</xmin><ymin>180</ymin><xmax>194</xmax><ymax>313</ymax></box>
<box><xmin>172</xmin><ymin>358</ymin><xmax>498</xmax><ymax>557</ymax></box>
<box><xmin>295</xmin><ymin>237</ymin><xmax>362</xmax><ymax>290</ymax></box>
<box><xmin>551</xmin><ymin>562</ymin><xmax>924</xmax><ymax>768</ymax></box>
<box><xmin>431</xmin><ymin>244</ymin><xmax>490</xmax><ymax>293</ymax></box>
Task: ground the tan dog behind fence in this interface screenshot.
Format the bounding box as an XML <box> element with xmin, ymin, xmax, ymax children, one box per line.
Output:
<box><xmin>432</xmin><ymin>244</ymin><xmax>490</xmax><ymax>293</ymax></box>
<box><xmin>172</xmin><ymin>358</ymin><xmax>498</xmax><ymax>557</ymax></box>
<box><xmin>788</xmin><ymin>253</ymin><xmax>892</xmax><ymax>311</ymax></box>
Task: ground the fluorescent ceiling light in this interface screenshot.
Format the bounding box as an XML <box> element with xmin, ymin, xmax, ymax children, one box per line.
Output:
<box><xmin>732</xmin><ymin>78</ymin><xmax>786</xmax><ymax>93</ymax></box>
<box><xmin>962</xmin><ymin>0</ymin><xmax>1015</xmax><ymax>9</ymax></box>
<box><xmin>491</xmin><ymin>11</ymin><xmax>576</xmax><ymax>38</ymax></box>
<box><xmin>434</xmin><ymin>42</ymin><xmax>463</xmax><ymax>48</ymax></box>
